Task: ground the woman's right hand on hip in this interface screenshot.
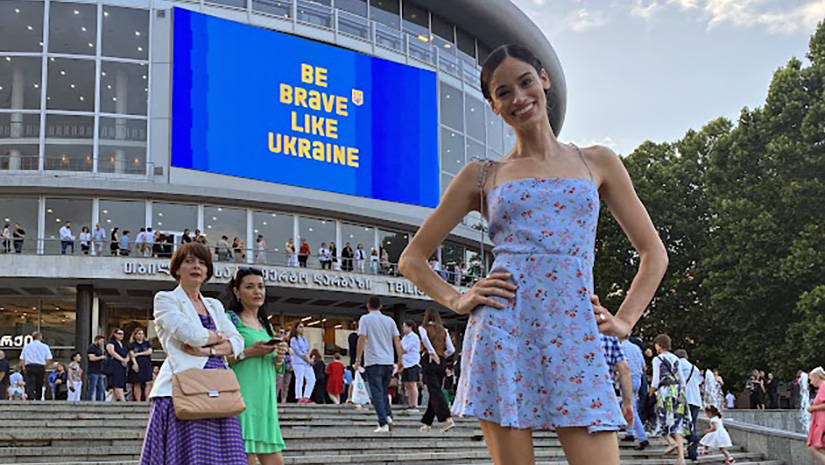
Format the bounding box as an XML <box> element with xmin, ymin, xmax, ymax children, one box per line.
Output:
<box><xmin>450</xmin><ymin>272</ymin><xmax>516</xmax><ymax>315</ymax></box>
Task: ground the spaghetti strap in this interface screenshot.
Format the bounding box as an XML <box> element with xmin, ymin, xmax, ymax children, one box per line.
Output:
<box><xmin>572</xmin><ymin>144</ymin><xmax>594</xmax><ymax>182</ymax></box>
<box><xmin>476</xmin><ymin>158</ymin><xmax>496</xmax><ymax>196</ymax></box>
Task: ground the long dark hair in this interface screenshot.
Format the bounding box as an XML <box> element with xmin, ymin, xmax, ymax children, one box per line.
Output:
<box><xmin>221</xmin><ymin>267</ymin><xmax>274</xmax><ymax>337</ymax></box>
<box><xmin>480</xmin><ymin>44</ymin><xmax>553</xmax><ymax>125</ymax></box>
<box><xmin>421</xmin><ymin>308</ymin><xmax>444</xmax><ymax>329</ymax></box>
<box><xmin>705</xmin><ymin>405</ymin><xmax>722</xmax><ymax>418</ymax></box>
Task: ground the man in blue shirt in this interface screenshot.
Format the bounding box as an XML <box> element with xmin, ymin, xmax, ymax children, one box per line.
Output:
<box><xmin>621</xmin><ymin>338</ymin><xmax>650</xmax><ymax>449</ymax></box>
<box><xmin>600</xmin><ymin>334</ymin><xmax>634</xmax><ymax>428</ymax></box>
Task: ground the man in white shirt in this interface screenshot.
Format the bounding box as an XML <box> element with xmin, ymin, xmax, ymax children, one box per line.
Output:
<box><xmin>135</xmin><ymin>227</ymin><xmax>147</xmax><ymax>256</ymax></box>
<box><xmin>675</xmin><ymin>349</ymin><xmax>703</xmax><ymax>461</ymax></box>
<box><xmin>19</xmin><ymin>332</ymin><xmax>52</xmax><ymax>401</ymax></box>
<box><xmin>144</xmin><ymin>227</ymin><xmax>155</xmax><ymax>257</ymax></box>
<box><xmin>726</xmin><ymin>391</ymin><xmax>736</xmax><ymax>409</ymax></box>
<box><xmin>318</xmin><ymin>243</ymin><xmax>332</xmax><ymax>270</ymax></box>
<box><xmin>91</xmin><ymin>223</ymin><xmax>106</xmax><ymax>256</ymax></box>
<box><xmin>354</xmin><ymin>296</ymin><xmax>404</xmax><ymax>432</ymax></box>
<box><xmin>59</xmin><ymin>221</ymin><xmax>75</xmax><ymax>255</ymax></box>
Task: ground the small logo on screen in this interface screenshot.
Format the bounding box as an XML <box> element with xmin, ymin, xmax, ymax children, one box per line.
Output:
<box><xmin>352</xmin><ymin>89</ymin><xmax>364</xmax><ymax>106</ymax></box>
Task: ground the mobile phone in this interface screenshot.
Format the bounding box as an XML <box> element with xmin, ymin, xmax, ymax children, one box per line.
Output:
<box><xmin>263</xmin><ymin>337</ymin><xmax>283</xmax><ymax>346</ymax></box>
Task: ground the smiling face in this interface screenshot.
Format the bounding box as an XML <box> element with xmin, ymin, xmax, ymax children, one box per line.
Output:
<box><xmin>235</xmin><ymin>274</ymin><xmax>266</xmax><ymax>311</ymax></box>
<box><xmin>487</xmin><ymin>57</ymin><xmax>551</xmax><ymax>129</ymax></box>
<box><xmin>178</xmin><ymin>253</ymin><xmax>207</xmax><ymax>287</ymax></box>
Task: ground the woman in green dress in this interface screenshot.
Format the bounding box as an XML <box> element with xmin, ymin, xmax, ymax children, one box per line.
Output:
<box><xmin>223</xmin><ymin>267</ymin><xmax>287</xmax><ymax>465</ymax></box>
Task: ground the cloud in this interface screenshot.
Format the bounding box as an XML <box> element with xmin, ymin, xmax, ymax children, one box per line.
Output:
<box><xmin>569</xmin><ymin>136</ymin><xmax>618</xmax><ymax>150</ymax></box>
<box><xmin>627</xmin><ymin>0</ymin><xmax>825</xmax><ymax>34</ymax></box>
<box><xmin>566</xmin><ymin>8</ymin><xmax>611</xmax><ymax>32</ymax></box>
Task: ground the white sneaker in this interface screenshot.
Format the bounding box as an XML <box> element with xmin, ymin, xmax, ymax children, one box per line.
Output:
<box><xmin>373</xmin><ymin>425</ymin><xmax>390</xmax><ymax>433</ymax></box>
<box><xmin>387</xmin><ymin>416</ymin><xmax>394</xmax><ymax>425</ymax></box>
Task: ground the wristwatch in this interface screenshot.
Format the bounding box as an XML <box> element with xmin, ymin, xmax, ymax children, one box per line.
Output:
<box><xmin>236</xmin><ymin>351</ymin><xmax>246</xmax><ymax>361</ymax></box>
<box><xmin>210</xmin><ymin>347</ymin><xmax>217</xmax><ymax>356</ymax></box>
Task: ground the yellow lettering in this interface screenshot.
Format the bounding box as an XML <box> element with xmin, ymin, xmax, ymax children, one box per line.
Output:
<box><xmin>301</xmin><ymin>64</ymin><xmax>314</xmax><ymax>85</ymax></box>
<box><xmin>308</xmin><ymin>90</ymin><xmax>322</xmax><ymax>111</ymax></box>
<box><xmin>336</xmin><ymin>96</ymin><xmax>348</xmax><ymax>117</ymax></box>
<box><xmin>316</xmin><ymin>67</ymin><xmax>328</xmax><ymax>87</ymax></box>
<box><xmin>321</xmin><ymin>93</ymin><xmax>336</xmax><ymax>113</ymax></box>
<box><xmin>310</xmin><ymin>115</ymin><xmax>323</xmax><ymax>136</ymax></box>
<box><xmin>333</xmin><ymin>145</ymin><xmax>346</xmax><ymax>165</ymax></box>
<box><xmin>326</xmin><ymin>119</ymin><xmax>338</xmax><ymax>139</ymax></box>
<box><xmin>312</xmin><ymin>141</ymin><xmax>325</xmax><ymax>161</ymax></box>
<box><xmin>298</xmin><ymin>138</ymin><xmax>311</xmax><ymax>159</ymax></box>
<box><xmin>347</xmin><ymin>148</ymin><xmax>359</xmax><ymax>168</ymax></box>
<box><xmin>290</xmin><ymin>111</ymin><xmax>304</xmax><ymax>133</ymax></box>
<box><xmin>268</xmin><ymin>132</ymin><xmax>281</xmax><ymax>153</ymax></box>
<box><xmin>280</xmin><ymin>84</ymin><xmax>292</xmax><ymax>104</ymax></box>
<box><xmin>294</xmin><ymin>87</ymin><xmax>308</xmax><ymax>108</ymax></box>
<box><xmin>283</xmin><ymin>136</ymin><xmax>297</xmax><ymax>156</ymax></box>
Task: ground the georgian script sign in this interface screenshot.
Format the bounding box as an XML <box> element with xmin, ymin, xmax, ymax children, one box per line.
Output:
<box><xmin>121</xmin><ymin>262</ymin><xmax>427</xmax><ymax>297</ymax></box>
<box><xmin>0</xmin><ymin>334</ymin><xmax>34</xmax><ymax>348</ymax></box>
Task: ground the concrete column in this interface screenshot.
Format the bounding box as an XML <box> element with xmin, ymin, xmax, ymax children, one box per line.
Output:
<box><xmin>9</xmin><ymin>65</ymin><xmax>24</xmax><ymax>170</ymax></box>
<box><xmin>75</xmin><ymin>285</ymin><xmax>94</xmax><ymax>375</ymax></box>
<box><xmin>114</xmin><ymin>70</ymin><xmax>128</xmax><ymax>174</ymax></box>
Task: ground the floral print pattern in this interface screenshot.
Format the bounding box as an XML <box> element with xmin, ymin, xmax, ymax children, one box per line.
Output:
<box><xmin>453</xmin><ymin>177</ymin><xmax>626</xmax><ymax>432</ymax></box>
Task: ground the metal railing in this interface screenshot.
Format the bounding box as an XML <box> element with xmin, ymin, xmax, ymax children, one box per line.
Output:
<box><xmin>2</xmin><ymin>238</ymin><xmax>481</xmax><ymax>284</ymax></box>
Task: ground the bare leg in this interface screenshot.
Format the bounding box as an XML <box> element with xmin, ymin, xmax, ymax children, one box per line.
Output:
<box><xmin>675</xmin><ymin>434</ymin><xmax>686</xmax><ymax>464</ymax></box>
<box><xmin>404</xmin><ymin>381</ymin><xmax>418</xmax><ymax>408</ymax></box>
<box><xmin>113</xmin><ymin>388</ymin><xmax>126</xmax><ymax>402</ymax></box>
<box><xmin>556</xmin><ymin>427</ymin><xmax>620</xmax><ymax>465</ymax></box>
<box><xmin>257</xmin><ymin>453</ymin><xmax>284</xmax><ymax>465</ymax></box>
<box><xmin>810</xmin><ymin>447</ymin><xmax>825</xmax><ymax>465</ymax></box>
<box><xmin>133</xmin><ymin>384</ymin><xmax>142</xmax><ymax>402</ymax></box>
<box><xmin>145</xmin><ymin>381</ymin><xmax>153</xmax><ymax>400</ymax></box>
<box><xmin>479</xmin><ymin>419</ymin><xmax>535</xmax><ymax>465</ymax></box>
<box><xmin>719</xmin><ymin>447</ymin><xmax>732</xmax><ymax>460</ymax></box>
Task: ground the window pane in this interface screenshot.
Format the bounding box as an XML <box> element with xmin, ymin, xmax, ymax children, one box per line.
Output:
<box><xmin>99</xmin><ymin>117</ymin><xmax>147</xmax><ymax>175</ymax></box>
<box><xmin>504</xmin><ymin>125</ymin><xmax>516</xmax><ymax>154</ymax></box>
<box><xmin>297</xmin><ymin>216</ymin><xmax>334</xmax><ymax>268</ymax></box>
<box><xmin>441</xmin><ymin>127</ymin><xmax>463</xmax><ymax>175</ymax></box>
<box><xmin>49</xmin><ymin>2</ymin><xmax>96</xmax><ymax>56</ymax></box>
<box><xmin>430</xmin><ymin>14</ymin><xmax>453</xmax><ymax>43</ymax></box>
<box><xmin>375</xmin><ymin>23</ymin><xmax>402</xmax><ymax>51</ymax></box>
<box><xmin>341</xmin><ymin>222</ymin><xmax>374</xmax><ymax>273</ymax></box>
<box><xmin>0</xmin><ymin>1</ymin><xmax>44</xmax><ymax>52</ymax></box>
<box><xmin>370</xmin><ymin>0</ymin><xmax>399</xmax><ymax>28</ymax></box>
<box><xmin>99</xmin><ymin>199</ymin><xmax>146</xmax><ymax>249</ymax></box>
<box><xmin>486</xmin><ymin>105</ymin><xmax>503</xmax><ymax>153</ymax></box>
<box><xmin>0</xmin><ymin>113</ymin><xmax>39</xmax><ymax>171</ymax></box>
<box><xmin>440</xmin><ymin>82</ymin><xmax>463</xmax><ymax>132</ymax></box>
<box><xmin>44</xmin><ymin>114</ymin><xmax>93</xmax><ymax>172</ymax></box>
<box><xmin>478</xmin><ymin>42</ymin><xmax>491</xmax><ymax>67</ymax></box>
<box><xmin>465</xmin><ymin>94</ymin><xmax>485</xmax><ymax>142</ymax></box>
<box><xmin>102</xmin><ymin>6</ymin><xmax>149</xmax><ymax>60</ymax></box>
<box><xmin>100</xmin><ymin>61</ymin><xmax>148</xmax><ymax>116</ymax></box>
<box><xmin>252</xmin><ymin>211</ymin><xmax>293</xmax><ymax>265</ymax></box>
<box><xmin>153</xmin><ymin>203</ymin><xmax>198</xmax><ymax>238</ymax></box>
<box><xmin>402</xmin><ymin>1</ymin><xmax>427</xmax><ymax>36</ymax></box>
<box><xmin>0</xmin><ymin>301</ymin><xmax>40</xmax><ymax>361</ymax></box>
<box><xmin>336</xmin><ymin>0</ymin><xmax>366</xmax><ymax>16</ymax></box>
<box><xmin>466</xmin><ymin>138</ymin><xmax>484</xmax><ymax>163</ymax></box>
<box><xmin>456</xmin><ymin>27</ymin><xmax>475</xmax><ymax>59</ymax></box>
<box><xmin>378</xmin><ymin>229</ymin><xmax>407</xmax><ymax>269</ymax></box>
<box><xmin>253</xmin><ymin>0</ymin><xmax>292</xmax><ymax>18</ymax></box>
<box><xmin>0</xmin><ymin>56</ymin><xmax>43</xmax><ymax>110</ymax></box>
<box><xmin>204</xmin><ymin>206</ymin><xmax>247</xmax><ymax>262</ymax></box>
<box><xmin>440</xmin><ymin>172</ymin><xmax>452</xmax><ymax>197</ymax></box>
<box><xmin>297</xmin><ymin>0</ymin><xmax>333</xmax><ymax>28</ymax></box>
<box><xmin>47</xmin><ymin>57</ymin><xmax>95</xmax><ymax>112</ymax></box>
<box><xmin>40</xmin><ymin>300</ymin><xmax>76</xmax><ymax>349</ymax></box>
<box><xmin>44</xmin><ymin>197</ymin><xmax>93</xmax><ymax>254</ymax></box>
<box><xmin>0</xmin><ymin>196</ymin><xmax>38</xmax><ymax>253</ymax></box>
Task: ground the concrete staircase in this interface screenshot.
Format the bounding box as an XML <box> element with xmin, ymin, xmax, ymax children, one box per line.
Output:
<box><xmin>0</xmin><ymin>401</ymin><xmax>784</xmax><ymax>465</ymax></box>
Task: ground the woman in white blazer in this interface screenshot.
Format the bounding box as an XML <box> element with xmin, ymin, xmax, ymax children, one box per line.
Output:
<box><xmin>139</xmin><ymin>242</ymin><xmax>247</xmax><ymax>465</ymax></box>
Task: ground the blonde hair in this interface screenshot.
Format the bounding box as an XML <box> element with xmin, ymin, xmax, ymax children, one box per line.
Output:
<box><xmin>810</xmin><ymin>367</ymin><xmax>825</xmax><ymax>381</ymax></box>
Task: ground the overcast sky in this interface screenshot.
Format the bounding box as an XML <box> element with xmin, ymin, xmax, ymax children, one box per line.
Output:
<box><xmin>508</xmin><ymin>0</ymin><xmax>823</xmax><ymax>155</ymax></box>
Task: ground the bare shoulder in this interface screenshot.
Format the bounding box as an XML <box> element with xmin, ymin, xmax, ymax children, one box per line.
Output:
<box><xmin>577</xmin><ymin>144</ymin><xmax>626</xmax><ymax>189</ymax></box>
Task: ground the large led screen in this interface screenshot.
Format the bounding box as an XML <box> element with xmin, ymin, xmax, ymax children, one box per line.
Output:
<box><xmin>171</xmin><ymin>8</ymin><xmax>440</xmax><ymax>208</ymax></box>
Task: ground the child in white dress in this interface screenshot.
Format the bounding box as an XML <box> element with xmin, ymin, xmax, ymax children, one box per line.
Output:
<box><xmin>700</xmin><ymin>405</ymin><xmax>735</xmax><ymax>464</ymax></box>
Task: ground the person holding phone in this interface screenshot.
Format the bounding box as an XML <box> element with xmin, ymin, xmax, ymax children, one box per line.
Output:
<box><xmin>223</xmin><ymin>267</ymin><xmax>287</xmax><ymax>465</ymax></box>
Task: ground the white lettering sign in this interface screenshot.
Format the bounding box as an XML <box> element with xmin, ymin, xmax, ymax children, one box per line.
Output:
<box><xmin>0</xmin><ymin>334</ymin><xmax>34</xmax><ymax>348</ymax></box>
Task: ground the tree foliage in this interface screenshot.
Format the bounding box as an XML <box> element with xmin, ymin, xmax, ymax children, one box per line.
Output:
<box><xmin>594</xmin><ymin>22</ymin><xmax>825</xmax><ymax>389</ymax></box>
